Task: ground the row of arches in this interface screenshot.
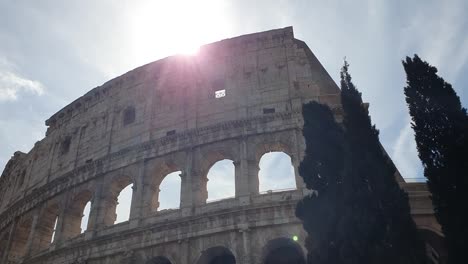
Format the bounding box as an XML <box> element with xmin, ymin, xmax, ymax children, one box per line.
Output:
<box><xmin>3</xmin><ymin>151</ymin><xmax>297</xmax><ymax>260</ymax></box>
<box><xmin>120</xmin><ymin>151</ymin><xmax>297</xmax><ymax>225</ymax></box>
<box><xmin>142</xmin><ymin>238</ymin><xmax>305</xmax><ymax>264</ymax></box>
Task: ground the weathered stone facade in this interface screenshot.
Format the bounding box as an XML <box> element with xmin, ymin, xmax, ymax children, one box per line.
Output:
<box><xmin>0</xmin><ymin>27</ymin><xmax>443</xmax><ymax>264</ymax></box>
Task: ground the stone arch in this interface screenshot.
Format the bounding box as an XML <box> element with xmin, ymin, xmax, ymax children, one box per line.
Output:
<box><xmin>9</xmin><ymin>216</ymin><xmax>33</xmax><ymax>260</ymax></box>
<box><xmin>253</xmin><ymin>133</ymin><xmax>300</xmax><ymax>193</ymax></box>
<box><xmin>195</xmin><ymin>142</ymin><xmax>240</xmax><ymax>204</ymax></box>
<box><xmin>262</xmin><ymin>237</ymin><xmax>305</xmax><ymax>264</ymax></box>
<box><xmin>196</xmin><ymin>246</ymin><xmax>236</xmax><ymax>264</ymax></box>
<box><xmin>197</xmin><ymin>145</ymin><xmax>239</xmax><ymax>176</ymax></box>
<box><xmin>103</xmin><ymin>174</ymin><xmax>135</xmax><ymax>226</ymax></box>
<box><xmin>419</xmin><ymin>228</ymin><xmax>447</xmax><ymax>264</ymax></box>
<box><xmin>145</xmin><ymin>256</ymin><xmax>173</xmax><ymax>264</ymax></box>
<box><xmin>62</xmin><ymin>190</ymin><xmax>93</xmax><ymax>239</ymax></box>
<box><xmin>258</xmin><ymin>151</ymin><xmax>296</xmax><ymax>193</ymax></box>
<box><xmin>255</xmin><ymin>141</ymin><xmax>294</xmax><ymax>164</ymax></box>
<box><xmin>206</xmin><ymin>159</ymin><xmax>235</xmax><ymax>202</ymax></box>
<box><xmin>34</xmin><ymin>202</ymin><xmax>60</xmax><ymax>251</ymax></box>
<box><xmin>158</xmin><ymin>170</ymin><xmax>182</xmax><ymax>211</ymax></box>
<box><xmin>145</xmin><ymin>158</ymin><xmax>184</xmax><ymax>212</ymax></box>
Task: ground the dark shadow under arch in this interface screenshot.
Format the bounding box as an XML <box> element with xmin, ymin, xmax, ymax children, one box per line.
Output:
<box><xmin>197</xmin><ymin>246</ymin><xmax>236</xmax><ymax>264</ymax></box>
<box><xmin>262</xmin><ymin>238</ymin><xmax>305</xmax><ymax>264</ymax></box>
<box><xmin>146</xmin><ymin>256</ymin><xmax>172</xmax><ymax>264</ymax></box>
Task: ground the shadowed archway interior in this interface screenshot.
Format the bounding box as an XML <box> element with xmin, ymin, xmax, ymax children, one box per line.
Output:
<box><xmin>145</xmin><ymin>256</ymin><xmax>172</xmax><ymax>264</ymax></box>
<box><xmin>196</xmin><ymin>246</ymin><xmax>236</xmax><ymax>264</ymax></box>
<box><xmin>263</xmin><ymin>238</ymin><xmax>305</xmax><ymax>264</ymax></box>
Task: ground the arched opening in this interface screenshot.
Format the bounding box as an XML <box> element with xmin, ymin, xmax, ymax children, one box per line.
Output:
<box><xmin>35</xmin><ymin>203</ymin><xmax>60</xmax><ymax>251</ymax></box>
<box><xmin>419</xmin><ymin>229</ymin><xmax>447</xmax><ymax>264</ymax></box>
<box><xmin>158</xmin><ymin>171</ymin><xmax>181</xmax><ymax>211</ymax></box>
<box><xmin>146</xmin><ymin>256</ymin><xmax>172</xmax><ymax>264</ymax></box>
<box><xmin>102</xmin><ymin>176</ymin><xmax>134</xmax><ymax>226</ymax></box>
<box><xmin>115</xmin><ymin>184</ymin><xmax>133</xmax><ymax>224</ymax></box>
<box><xmin>196</xmin><ymin>246</ymin><xmax>236</xmax><ymax>264</ymax></box>
<box><xmin>50</xmin><ymin>216</ymin><xmax>59</xmax><ymax>243</ymax></box>
<box><xmin>258</xmin><ymin>152</ymin><xmax>296</xmax><ymax>193</ymax></box>
<box><xmin>263</xmin><ymin>238</ymin><xmax>305</xmax><ymax>264</ymax></box>
<box><xmin>81</xmin><ymin>201</ymin><xmax>91</xmax><ymax>233</ymax></box>
<box><xmin>206</xmin><ymin>159</ymin><xmax>235</xmax><ymax>202</ymax></box>
<box><xmin>10</xmin><ymin>217</ymin><xmax>32</xmax><ymax>260</ymax></box>
<box><xmin>62</xmin><ymin>190</ymin><xmax>92</xmax><ymax>239</ymax></box>
<box><xmin>123</xmin><ymin>106</ymin><xmax>136</xmax><ymax>126</ymax></box>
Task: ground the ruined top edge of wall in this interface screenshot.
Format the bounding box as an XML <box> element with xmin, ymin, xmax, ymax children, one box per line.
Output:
<box><xmin>0</xmin><ymin>151</ymin><xmax>26</xmax><ymax>179</ymax></box>
<box><xmin>44</xmin><ymin>26</ymin><xmax>295</xmax><ymax>129</ymax></box>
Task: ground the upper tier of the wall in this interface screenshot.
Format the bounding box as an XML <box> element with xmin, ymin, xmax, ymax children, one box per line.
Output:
<box><xmin>0</xmin><ymin>26</ymin><xmax>340</xmax><ymax>215</ymax></box>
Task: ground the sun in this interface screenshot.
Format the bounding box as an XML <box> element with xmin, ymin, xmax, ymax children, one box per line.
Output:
<box><xmin>128</xmin><ymin>0</ymin><xmax>233</xmax><ymax>65</ymax></box>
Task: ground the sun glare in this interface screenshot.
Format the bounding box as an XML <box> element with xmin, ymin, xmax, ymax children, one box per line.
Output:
<box><xmin>179</xmin><ymin>45</ymin><xmax>200</xmax><ymax>56</ymax></box>
<box><xmin>128</xmin><ymin>0</ymin><xmax>232</xmax><ymax>65</ymax></box>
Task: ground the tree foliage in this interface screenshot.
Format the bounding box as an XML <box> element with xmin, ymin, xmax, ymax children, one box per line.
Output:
<box><xmin>297</xmin><ymin>61</ymin><xmax>426</xmax><ymax>264</ymax></box>
<box><xmin>340</xmin><ymin>61</ymin><xmax>425</xmax><ymax>264</ymax></box>
<box><xmin>403</xmin><ymin>54</ymin><xmax>468</xmax><ymax>264</ymax></box>
<box><xmin>296</xmin><ymin>101</ymin><xmax>345</xmax><ymax>264</ymax></box>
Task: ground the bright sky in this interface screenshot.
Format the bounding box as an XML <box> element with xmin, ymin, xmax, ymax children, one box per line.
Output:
<box><xmin>1</xmin><ymin>0</ymin><xmax>467</xmax><ymax>198</ymax></box>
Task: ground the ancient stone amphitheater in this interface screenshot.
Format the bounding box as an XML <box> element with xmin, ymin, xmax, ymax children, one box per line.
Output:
<box><xmin>0</xmin><ymin>27</ymin><xmax>444</xmax><ymax>264</ymax></box>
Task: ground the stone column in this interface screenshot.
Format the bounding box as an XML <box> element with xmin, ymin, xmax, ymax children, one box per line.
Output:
<box><xmin>235</xmin><ymin>138</ymin><xmax>251</xmax><ymax>205</ymax></box>
<box><xmin>191</xmin><ymin>170</ymin><xmax>207</xmax><ymax>207</ymax></box>
<box><xmin>291</xmin><ymin>155</ymin><xmax>304</xmax><ymax>189</ymax></box>
<box><xmin>140</xmin><ymin>162</ymin><xmax>158</xmax><ymax>217</ymax></box>
<box><xmin>52</xmin><ymin>194</ymin><xmax>69</xmax><ymax>246</ymax></box>
<box><xmin>247</xmin><ymin>160</ymin><xmax>260</xmax><ymax>195</ymax></box>
<box><xmin>0</xmin><ymin>220</ymin><xmax>16</xmax><ymax>264</ymax></box>
<box><xmin>180</xmin><ymin>150</ymin><xmax>194</xmax><ymax>216</ymax></box>
<box><xmin>128</xmin><ymin>184</ymin><xmax>140</xmax><ymax>228</ymax></box>
<box><xmin>241</xmin><ymin>227</ymin><xmax>252</xmax><ymax>264</ymax></box>
<box><xmin>85</xmin><ymin>180</ymin><xmax>104</xmax><ymax>238</ymax></box>
<box><xmin>129</xmin><ymin>162</ymin><xmax>145</xmax><ymax>228</ymax></box>
<box><xmin>293</xmin><ymin>128</ymin><xmax>306</xmax><ymax>191</ymax></box>
<box><xmin>141</xmin><ymin>183</ymin><xmax>157</xmax><ymax>212</ymax></box>
<box><xmin>24</xmin><ymin>211</ymin><xmax>39</xmax><ymax>257</ymax></box>
<box><xmin>180</xmin><ymin>239</ymin><xmax>191</xmax><ymax>263</ymax></box>
<box><xmin>101</xmin><ymin>195</ymin><xmax>118</xmax><ymax>227</ymax></box>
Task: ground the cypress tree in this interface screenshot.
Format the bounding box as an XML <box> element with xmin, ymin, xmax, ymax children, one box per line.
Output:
<box><xmin>298</xmin><ymin>61</ymin><xmax>425</xmax><ymax>264</ymax></box>
<box><xmin>296</xmin><ymin>101</ymin><xmax>345</xmax><ymax>264</ymax></box>
<box><xmin>403</xmin><ymin>55</ymin><xmax>468</xmax><ymax>264</ymax></box>
<box><xmin>340</xmin><ymin>61</ymin><xmax>426</xmax><ymax>264</ymax></box>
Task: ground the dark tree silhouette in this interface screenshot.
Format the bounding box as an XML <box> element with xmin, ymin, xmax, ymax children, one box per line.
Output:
<box><xmin>297</xmin><ymin>61</ymin><xmax>426</xmax><ymax>264</ymax></box>
<box><xmin>296</xmin><ymin>101</ymin><xmax>345</xmax><ymax>264</ymax></box>
<box><xmin>403</xmin><ymin>54</ymin><xmax>468</xmax><ymax>264</ymax></box>
<box><xmin>340</xmin><ymin>61</ymin><xmax>426</xmax><ymax>264</ymax></box>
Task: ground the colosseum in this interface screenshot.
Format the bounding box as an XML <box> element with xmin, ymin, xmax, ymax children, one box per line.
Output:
<box><xmin>0</xmin><ymin>27</ymin><xmax>444</xmax><ymax>264</ymax></box>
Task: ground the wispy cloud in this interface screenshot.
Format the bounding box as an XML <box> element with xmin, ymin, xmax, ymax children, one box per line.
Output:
<box><xmin>399</xmin><ymin>0</ymin><xmax>468</xmax><ymax>81</ymax></box>
<box><xmin>392</xmin><ymin>119</ymin><xmax>424</xmax><ymax>182</ymax></box>
<box><xmin>0</xmin><ymin>57</ymin><xmax>45</xmax><ymax>101</ymax></box>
